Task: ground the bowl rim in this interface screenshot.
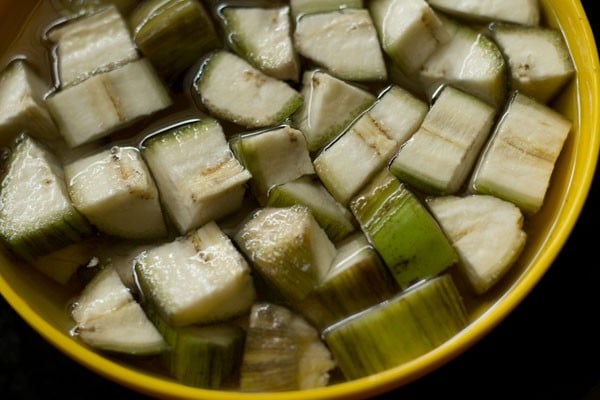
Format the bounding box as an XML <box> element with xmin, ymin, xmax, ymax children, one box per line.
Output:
<box><xmin>0</xmin><ymin>0</ymin><xmax>599</xmax><ymax>399</ymax></box>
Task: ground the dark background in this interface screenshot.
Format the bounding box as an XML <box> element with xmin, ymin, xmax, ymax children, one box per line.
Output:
<box><xmin>1</xmin><ymin>1</ymin><xmax>598</xmax><ymax>399</ymax></box>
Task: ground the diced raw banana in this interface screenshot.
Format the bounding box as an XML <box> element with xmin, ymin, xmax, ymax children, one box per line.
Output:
<box><xmin>390</xmin><ymin>85</ymin><xmax>496</xmax><ymax>195</ymax></box>
<box><xmin>0</xmin><ymin>135</ymin><xmax>92</xmax><ymax>262</ymax></box>
<box><xmin>229</xmin><ymin>125</ymin><xmax>315</xmax><ymax>206</ymax></box>
<box><xmin>164</xmin><ymin>323</ymin><xmax>245</xmax><ymax>388</ymax></box>
<box><xmin>129</xmin><ymin>0</ymin><xmax>221</xmax><ymax>84</ymax></box>
<box><xmin>427</xmin><ymin>194</ymin><xmax>527</xmax><ymax>294</ymax></box>
<box><xmin>134</xmin><ymin>221</ymin><xmax>256</xmax><ymax>326</ymax></box>
<box><xmin>419</xmin><ymin>15</ymin><xmax>508</xmax><ymax>107</ymax></box>
<box><xmin>32</xmin><ymin>237</ymin><xmax>102</xmax><ymax>285</ymax></box>
<box><xmin>71</xmin><ymin>265</ymin><xmax>167</xmax><ymax>355</ymax></box>
<box><xmin>0</xmin><ymin>60</ymin><xmax>57</xmax><ymax>144</ymax></box>
<box><xmin>290</xmin><ymin>0</ymin><xmax>364</xmax><ymax>19</ymax></box>
<box><xmin>323</xmin><ymin>273</ymin><xmax>467</xmax><ymax>380</ymax></box>
<box><xmin>220</xmin><ymin>5</ymin><xmax>300</xmax><ymax>81</ymax></box>
<box><xmin>291</xmin><ymin>69</ymin><xmax>376</xmax><ymax>153</ymax></box>
<box><xmin>239</xmin><ymin>302</ymin><xmax>335</xmax><ymax>392</ymax></box>
<box><xmin>65</xmin><ymin>146</ymin><xmax>168</xmax><ymax>240</ymax></box>
<box><xmin>47</xmin><ymin>4</ymin><xmax>139</xmax><ymax>88</ymax></box>
<box><xmin>314</xmin><ymin>84</ymin><xmax>427</xmax><ymax>205</ymax></box>
<box><xmin>469</xmin><ymin>91</ymin><xmax>572</xmax><ymax>214</ymax></box>
<box><xmin>294</xmin><ymin>9</ymin><xmax>387</xmax><ymax>82</ymax></box>
<box><xmin>369</xmin><ymin>0</ymin><xmax>450</xmax><ymax>75</ymax></box>
<box><xmin>489</xmin><ymin>23</ymin><xmax>575</xmax><ymax>104</ymax></box>
<box><xmin>46</xmin><ymin>59</ymin><xmax>172</xmax><ymax>148</ymax></box>
<box><xmin>235</xmin><ymin>205</ymin><xmax>337</xmax><ymax>304</ymax></box>
<box><xmin>350</xmin><ymin>169</ymin><xmax>457</xmax><ymax>289</ymax></box>
<box><xmin>267</xmin><ymin>175</ymin><xmax>356</xmax><ymax>243</ymax></box>
<box><xmin>194</xmin><ymin>50</ymin><xmax>303</xmax><ymax>128</ymax></box>
<box><xmin>141</xmin><ymin>118</ymin><xmax>251</xmax><ymax>234</ymax></box>
<box><xmin>427</xmin><ymin>0</ymin><xmax>540</xmax><ymax>26</ymax></box>
<box><xmin>307</xmin><ymin>232</ymin><xmax>399</xmax><ymax>328</ymax></box>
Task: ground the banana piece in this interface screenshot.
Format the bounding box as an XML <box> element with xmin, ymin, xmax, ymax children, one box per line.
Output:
<box><xmin>349</xmin><ymin>169</ymin><xmax>458</xmax><ymax>289</ymax></box>
<box><xmin>294</xmin><ymin>9</ymin><xmax>387</xmax><ymax>82</ymax></box>
<box><xmin>290</xmin><ymin>0</ymin><xmax>364</xmax><ymax>19</ymax></box>
<box><xmin>469</xmin><ymin>91</ymin><xmax>572</xmax><ymax>214</ymax></box>
<box><xmin>141</xmin><ymin>118</ymin><xmax>251</xmax><ymax>234</ymax></box>
<box><xmin>267</xmin><ymin>175</ymin><xmax>356</xmax><ymax>243</ymax></box>
<box><xmin>235</xmin><ymin>205</ymin><xmax>337</xmax><ymax>304</ymax></box>
<box><xmin>134</xmin><ymin>221</ymin><xmax>256</xmax><ymax>326</ymax></box>
<box><xmin>419</xmin><ymin>15</ymin><xmax>508</xmax><ymax>107</ymax></box>
<box><xmin>239</xmin><ymin>302</ymin><xmax>335</xmax><ymax>392</ymax></box>
<box><xmin>306</xmin><ymin>232</ymin><xmax>399</xmax><ymax>328</ymax></box>
<box><xmin>323</xmin><ymin>273</ymin><xmax>467</xmax><ymax>380</ymax></box>
<box><xmin>0</xmin><ymin>60</ymin><xmax>57</xmax><ymax>144</ymax></box>
<box><xmin>291</xmin><ymin>69</ymin><xmax>376</xmax><ymax>153</ymax></box>
<box><xmin>65</xmin><ymin>146</ymin><xmax>168</xmax><ymax>240</ymax></box>
<box><xmin>220</xmin><ymin>5</ymin><xmax>300</xmax><ymax>82</ymax></box>
<box><xmin>0</xmin><ymin>135</ymin><xmax>92</xmax><ymax>262</ymax></box>
<box><xmin>314</xmin><ymin>84</ymin><xmax>427</xmax><ymax>205</ymax></box>
<box><xmin>390</xmin><ymin>85</ymin><xmax>496</xmax><ymax>195</ymax></box>
<box><xmin>489</xmin><ymin>22</ymin><xmax>575</xmax><ymax>104</ymax></box>
<box><xmin>369</xmin><ymin>0</ymin><xmax>450</xmax><ymax>75</ymax></box>
<box><xmin>426</xmin><ymin>194</ymin><xmax>527</xmax><ymax>294</ymax></box>
<box><xmin>52</xmin><ymin>0</ymin><xmax>141</xmax><ymax>16</ymax></box>
<box><xmin>194</xmin><ymin>50</ymin><xmax>303</xmax><ymax>129</ymax></box>
<box><xmin>427</xmin><ymin>0</ymin><xmax>540</xmax><ymax>26</ymax></box>
<box><xmin>229</xmin><ymin>125</ymin><xmax>315</xmax><ymax>206</ymax></box>
<box><xmin>46</xmin><ymin>58</ymin><xmax>172</xmax><ymax>148</ymax></box>
<box><xmin>129</xmin><ymin>0</ymin><xmax>221</xmax><ymax>84</ymax></box>
<box><xmin>71</xmin><ymin>265</ymin><xmax>167</xmax><ymax>355</ymax></box>
<box><xmin>47</xmin><ymin>4</ymin><xmax>139</xmax><ymax>88</ymax></box>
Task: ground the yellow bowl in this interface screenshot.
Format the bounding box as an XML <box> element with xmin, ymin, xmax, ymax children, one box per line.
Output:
<box><xmin>0</xmin><ymin>0</ymin><xmax>598</xmax><ymax>399</ymax></box>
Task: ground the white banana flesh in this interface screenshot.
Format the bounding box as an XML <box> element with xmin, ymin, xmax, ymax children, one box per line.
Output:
<box><xmin>134</xmin><ymin>221</ymin><xmax>256</xmax><ymax>326</ymax></box>
<box><xmin>427</xmin><ymin>194</ymin><xmax>527</xmax><ymax>294</ymax></box>
<box><xmin>469</xmin><ymin>91</ymin><xmax>572</xmax><ymax>214</ymax></box>
<box><xmin>426</xmin><ymin>0</ymin><xmax>540</xmax><ymax>26</ymax></box>
<box><xmin>71</xmin><ymin>265</ymin><xmax>167</xmax><ymax>355</ymax></box>
<box><xmin>294</xmin><ymin>9</ymin><xmax>387</xmax><ymax>82</ymax></box>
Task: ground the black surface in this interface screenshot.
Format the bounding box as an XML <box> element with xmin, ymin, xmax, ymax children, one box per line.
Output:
<box><xmin>1</xmin><ymin>1</ymin><xmax>599</xmax><ymax>399</ymax></box>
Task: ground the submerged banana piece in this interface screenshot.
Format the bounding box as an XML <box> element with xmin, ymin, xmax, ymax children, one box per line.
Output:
<box><xmin>469</xmin><ymin>91</ymin><xmax>572</xmax><ymax>214</ymax></box>
<box><xmin>323</xmin><ymin>273</ymin><xmax>468</xmax><ymax>380</ymax></box>
<box><xmin>134</xmin><ymin>221</ymin><xmax>256</xmax><ymax>326</ymax></box>
<box><xmin>350</xmin><ymin>169</ymin><xmax>457</xmax><ymax>289</ymax></box>
<box><xmin>0</xmin><ymin>60</ymin><xmax>57</xmax><ymax>144</ymax></box>
<box><xmin>235</xmin><ymin>205</ymin><xmax>337</xmax><ymax>304</ymax></box>
<box><xmin>129</xmin><ymin>0</ymin><xmax>221</xmax><ymax>84</ymax></box>
<box><xmin>47</xmin><ymin>4</ymin><xmax>139</xmax><ymax>88</ymax></box>
<box><xmin>221</xmin><ymin>5</ymin><xmax>300</xmax><ymax>81</ymax></box>
<box><xmin>294</xmin><ymin>9</ymin><xmax>387</xmax><ymax>82</ymax></box>
<box><xmin>267</xmin><ymin>175</ymin><xmax>356</xmax><ymax>243</ymax></box>
<box><xmin>142</xmin><ymin>118</ymin><xmax>251</xmax><ymax>234</ymax></box>
<box><xmin>194</xmin><ymin>50</ymin><xmax>303</xmax><ymax>129</ymax></box>
<box><xmin>289</xmin><ymin>0</ymin><xmax>363</xmax><ymax>18</ymax></box>
<box><xmin>390</xmin><ymin>85</ymin><xmax>496</xmax><ymax>195</ymax></box>
<box><xmin>419</xmin><ymin>15</ymin><xmax>508</xmax><ymax>107</ymax></box>
<box><xmin>46</xmin><ymin>58</ymin><xmax>172</xmax><ymax>148</ymax></box>
<box><xmin>65</xmin><ymin>146</ymin><xmax>167</xmax><ymax>240</ymax></box>
<box><xmin>427</xmin><ymin>0</ymin><xmax>540</xmax><ymax>26</ymax></box>
<box><xmin>229</xmin><ymin>125</ymin><xmax>315</xmax><ymax>206</ymax></box>
<box><xmin>314</xmin><ymin>84</ymin><xmax>427</xmax><ymax>205</ymax></box>
<box><xmin>489</xmin><ymin>23</ymin><xmax>575</xmax><ymax>104</ymax></box>
<box><xmin>427</xmin><ymin>194</ymin><xmax>527</xmax><ymax>294</ymax></box>
<box><xmin>0</xmin><ymin>135</ymin><xmax>92</xmax><ymax>262</ymax></box>
<box><xmin>239</xmin><ymin>302</ymin><xmax>335</xmax><ymax>392</ymax></box>
<box><xmin>292</xmin><ymin>69</ymin><xmax>376</xmax><ymax>153</ymax></box>
<box><xmin>71</xmin><ymin>265</ymin><xmax>167</xmax><ymax>355</ymax></box>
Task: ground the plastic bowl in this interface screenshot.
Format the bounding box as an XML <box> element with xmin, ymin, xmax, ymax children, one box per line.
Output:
<box><xmin>0</xmin><ymin>1</ymin><xmax>598</xmax><ymax>399</ymax></box>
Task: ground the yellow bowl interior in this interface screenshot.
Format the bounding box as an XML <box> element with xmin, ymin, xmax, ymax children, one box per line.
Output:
<box><xmin>0</xmin><ymin>0</ymin><xmax>598</xmax><ymax>399</ymax></box>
